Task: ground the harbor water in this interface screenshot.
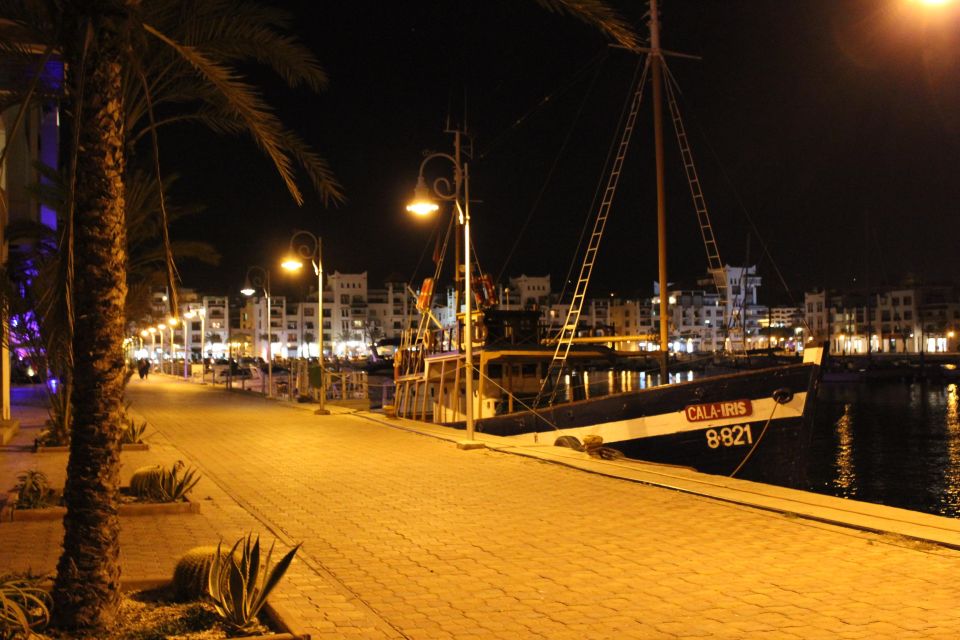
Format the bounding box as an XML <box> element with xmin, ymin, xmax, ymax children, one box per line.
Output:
<box><xmin>807</xmin><ymin>381</ymin><xmax>960</xmax><ymax>518</ymax></box>
<box><xmin>570</xmin><ymin>370</ymin><xmax>960</xmax><ymax>518</ymax></box>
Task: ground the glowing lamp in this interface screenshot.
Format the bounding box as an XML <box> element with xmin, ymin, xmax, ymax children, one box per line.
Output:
<box><xmin>406</xmin><ymin>176</ymin><xmax>439</xmax><ymax>216</ymax></box>
<box><xmin>168</xmin><ymin>317</ymin><xmax>178</xmax><ymax>327</ymax></box>
<box><xmin>281</xmin><ymin>257</ymin><xmax>304</xmax><ymax>271</ymax></box>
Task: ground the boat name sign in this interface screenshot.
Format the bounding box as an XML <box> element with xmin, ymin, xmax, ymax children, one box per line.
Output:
<box><xmin>685</xmin><ymin>400</ymin><xmax>753</xmax><ymax>422</ymax></box>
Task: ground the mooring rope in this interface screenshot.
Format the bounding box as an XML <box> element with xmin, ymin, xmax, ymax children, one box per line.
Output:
<box><xmin>729</xmin><ymin>401</ymin><xmax>778</xmax><ymax>478</ymax></box>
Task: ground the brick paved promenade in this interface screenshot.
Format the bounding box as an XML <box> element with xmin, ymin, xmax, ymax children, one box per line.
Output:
<box><xmin>2</xmin><ymin>377</ymin><xmax>960</xmax><ymax>638</ymax></box>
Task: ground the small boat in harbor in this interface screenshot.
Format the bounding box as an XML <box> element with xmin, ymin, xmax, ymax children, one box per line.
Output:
<box><xmin>395</xmin><ymin>0</ymin><xmax>825</xmax><ymax>488</ymax></box>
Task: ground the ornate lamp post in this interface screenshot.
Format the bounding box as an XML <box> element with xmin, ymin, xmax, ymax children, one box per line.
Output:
<box><xmin>184</xmin><ymin>308</ymin><xmax>206</xmax><ymax>381</ymax></box>
<box><xmin>156</xmin><ymin>324</ymin><xmax>165</xmax><ymax>373</ymax></box>
<box><xmin>242</xmin><ymin>266</ymin><xmax>273</xmax><ymax>397</ymax></box>
<box><xmin>281</xmin><ymin>230</ymin><xmax>329</xmax><ymax>414</ymax></box>
<box><xmin>167</xmin><ymin>316</ymin><xmax>178</xmax><ymax>375</ymax></box>
<box><xmin>406</xmin><ymin>127</ymin><xmax>475</xmax><ymax>440</ymax></box>
<box><xmin>146</xmin><ymin>327</ymin><xmax>156</xmax><ymax>366</ymax></box>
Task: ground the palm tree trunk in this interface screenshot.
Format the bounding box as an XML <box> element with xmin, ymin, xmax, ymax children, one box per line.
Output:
<box><xmin>52</xmin><ymin>7</ymin><xmax>130</xmax><ymax>631</ymax></box>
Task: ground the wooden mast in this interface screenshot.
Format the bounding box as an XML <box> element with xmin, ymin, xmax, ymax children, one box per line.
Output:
<box><xmin>650</xmin><ymin>0</ymin><xmax>670</xmax><ymax>381</ymax></box>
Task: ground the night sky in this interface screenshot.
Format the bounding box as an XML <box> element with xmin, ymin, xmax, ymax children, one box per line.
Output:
<box><xmin>162</xmin><ymin>0</ymin><xmax>960</xmax><ymax>306</ymax></box>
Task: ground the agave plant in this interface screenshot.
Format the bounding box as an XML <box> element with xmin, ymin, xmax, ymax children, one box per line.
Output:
<box><xmin>207</xmin><ymin>534</ymin><xmax>301</xmax><ymax>633</ymax></box>
<box><xmin>15</xmin><ymin>469</ymin><xmax>55</xmax><ymax>510</ymax></box>
<box><xmin>157</xmin><ymin>462</ymin><xmax>201</xmax><ymax>502</ymax></box>
<box><xmin>120</xmin><ymin>418</ymin><xmax>148</xmax><ymax>445</ymax></box>
<box><xmin>129</xmin><ymin>461</ymin><xmax>200</xmax><ymax>502</ymax></box>
<box><xmin>0</xmin><ymin>573</ymin><xmax>52</xmax><ymax>640</ymax></box>
<box><xmin>119</xmin><ymin>401</ymin><xmax>148</xmax><ymax>445</ymax></box>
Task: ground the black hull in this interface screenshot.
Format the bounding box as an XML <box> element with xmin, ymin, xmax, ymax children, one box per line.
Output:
<box><xmin>444</xmin><ymin>361</ymin><xmax>822</xmax><ymax>488</ymax></box>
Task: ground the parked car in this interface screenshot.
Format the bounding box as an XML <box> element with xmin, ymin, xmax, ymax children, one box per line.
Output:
<box><xmin>210</xmin><ymin>360</ymin><xmax>252</xmax><ymax>383</ymax></box>
<box><xmin>246</xmin><ymin>363</ymin><xmax>289</xmax><ymax>381</ymax></box>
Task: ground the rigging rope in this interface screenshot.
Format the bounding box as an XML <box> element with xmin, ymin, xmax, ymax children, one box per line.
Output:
<box><xmin>496</xmin><ymin>51</ymin><xmax>609</xmax><ymax>283</ymax></box>
<box><xmin>553</xmin><ymin>57</ymin><xmax>651</xmax><ymax>335</ymax></box>
<box><xmin>479</xmin><ymin>48</ymin><xmax>609</xmax><ymax>162</ymax></box>
<box><xmin>661</xmin><ymin>64</ymin><xmax>811</xmax><ymax>334</ymax></box>
<box><xmin>729</xmin><ymin>401</ymin><xmax>778</xmax><ymax>478</ymax></box>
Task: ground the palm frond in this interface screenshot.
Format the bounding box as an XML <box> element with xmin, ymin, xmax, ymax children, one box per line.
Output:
<box><xmin>534</xmin><ymin>0</ymin><xmax>638</xmax><ymax>49</ymax></box>
<box><xmin>174</xmin><ymin>1</ymin><xmax>328</xmax><ymax>91</ymax></box>
<box><xmin>130</xmin><ymin>241</ymin><xmax>222</xmax><ymax>271</ymax></box>
<box><xmin>279</xmin><ymin>129</ymin><xmax>345</xmax><ymax>207</ymax></box>
<box><xmin>143</xmin><ymin>23</ymin><xmax>305</xmax><ymax>204</ymax></box>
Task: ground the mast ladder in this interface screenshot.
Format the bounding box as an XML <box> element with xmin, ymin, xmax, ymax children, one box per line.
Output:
<box><xmin>663</xmin><ymin>75</ymin><xmax>727</xmax><ymax>300</ymax></box>
<box><xmin>535</xmin><ymin>60</ymin><xmax>650</xmax><ymax>407</ymax></box>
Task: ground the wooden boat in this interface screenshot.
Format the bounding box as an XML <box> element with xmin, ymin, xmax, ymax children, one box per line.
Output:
<box><xmin>395</xmin><ymin>0</ymin><xmax>824</xmax><ymax>488</ymax></box>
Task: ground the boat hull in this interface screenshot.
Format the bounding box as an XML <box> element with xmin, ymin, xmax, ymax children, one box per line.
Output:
<box><xmin>446</xmin><ymin>362</ymin><xmax>821</xmax><ymax>488</ymax></box>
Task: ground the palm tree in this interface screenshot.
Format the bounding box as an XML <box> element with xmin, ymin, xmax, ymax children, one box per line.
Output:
<box><xmin>3</xmin><ymin>1</ymin><xmax>341</xmax><ymax>630</ymax></box>
<box><xmin>2</xmin><ymin>0</ymin><xmax>634</xmax><ymax>632</ymax></box>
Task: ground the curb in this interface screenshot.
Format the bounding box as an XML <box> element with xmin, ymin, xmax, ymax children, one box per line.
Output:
<box><xmin>1</xmin><ymin>491</ymin><xmax>201</xmax><ymax>522</ymax></box>
<box><xmin>122</xmin><ymin>578</ymin><xmax>311</xmax><ymax>639</ymax></box>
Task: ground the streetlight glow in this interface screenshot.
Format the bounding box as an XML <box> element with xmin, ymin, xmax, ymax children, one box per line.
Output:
<box><xmin>406</xmin><ymin>176</ymin><xmax>440</xmax><ymax>216</ymax></box>
<box><xmin>281</xmin><ymin>257</ymin><xmax>304</xmax><ymax>271</ymax></box>
<box><xmin>283</xmin><ymin>230</ymin><xmax>328</xmax><ymax>414</ymax></box>
<box><xmin>405</xmin><ymin>130</ymin><xmax>475</xmax><ymax>439</ymax></box>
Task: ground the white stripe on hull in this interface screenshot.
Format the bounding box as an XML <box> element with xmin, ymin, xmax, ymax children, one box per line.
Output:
<box><xmin>508</xmin><ymin>391</ymin><xmax>808</xmax><ymax>445</ymax></box>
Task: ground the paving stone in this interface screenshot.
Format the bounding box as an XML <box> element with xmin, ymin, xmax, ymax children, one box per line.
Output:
<box><xmin>3</xmin><ymin>379</ymin><xmax>960</xmax><ymax>639</ymax></box>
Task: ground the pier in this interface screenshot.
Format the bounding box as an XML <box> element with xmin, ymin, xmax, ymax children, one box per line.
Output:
<box><xmin>2</xmin><ymin>377</ymin><xmax>959</xmax><ymax>638</ymax></box>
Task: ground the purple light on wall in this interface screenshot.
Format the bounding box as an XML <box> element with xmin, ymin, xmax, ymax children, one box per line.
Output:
<box><xmin>39</xmin><ymin>97</ymin><xmax>60</xmax><ymax>231</ymax></box>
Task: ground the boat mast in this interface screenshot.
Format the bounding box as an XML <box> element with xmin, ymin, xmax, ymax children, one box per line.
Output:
<box><xmin>650</xmin><ymin>0</ymin><xmax>670</xmax><ymax>380</ymax></box>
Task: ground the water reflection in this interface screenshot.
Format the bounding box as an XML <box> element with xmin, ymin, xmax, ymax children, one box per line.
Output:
<box><xmin>833</xmin><ymin>403</ymin><xmax>857</xmax><ymax>496</ymax></box>
<box><xmin>942</xmin><ymin>384</ymin><xmax>960</xmax><ymax>516</ymax></box>
<box><xmin>557</xmin><ymin>368</ymin><xmax>698</xmax><ymax>401</ymax></box>
<box><xmin>809</xmin><ymin>381</ymin><xmax>960</xmax><ymax>518</ymax></box>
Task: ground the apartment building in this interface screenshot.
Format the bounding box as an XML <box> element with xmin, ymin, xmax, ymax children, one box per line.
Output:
<box><xmin>804</xmin><ymin>285</ymin><xmax>960</xmax><ymax>354</ymax></box>
<box><xmin>139</xmin><ymin>263</ymin><xmax>799</xmax><ymax>360</ymax></box>
<box><xmin>1</xmin><ymin>41</ymin><xmax>62</xmax><ymax>419</ymax></box>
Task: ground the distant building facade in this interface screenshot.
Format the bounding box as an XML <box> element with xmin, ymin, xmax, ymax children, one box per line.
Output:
<box><xmin>133</xmin><ymin>265</ymin><xmax>960</xmax><ymax>362</ymax></box>
<box><xmin>804</xmin><ymin>284</ymin><xmax>960</xmax><ymax>354</ymax></box>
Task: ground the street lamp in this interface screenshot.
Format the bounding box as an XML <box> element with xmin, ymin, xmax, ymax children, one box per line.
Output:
<box><xmin>156</xmin><ymin>324</ymin><xmax>165</xmax><ymax>373</ymax></box>
<box><xmin>146</xmin><ymin>327</ymin><xmax>157</xmax><ymax>366</ymax></box>
<box><xmin>242</xmin><ymin>266</ymin><xmax>273</xmax><ymax>397</ymax></box>
<box><xmin>405</xmin><ymin>127</ymin><xmax>475</xmax><ymax>440</ymax></box>
<box><xmin>167</xmin><ymin>316</ymin><xmax>178</xmax><ymax>375</ymax></box>
<box><xmin>281</xmin><ymin>230</ymin><xmax>329</xmax><ymax>414</ymax></box>
<box><xmin>184</xmin><ymin>307</ymin><xmax>206</xmax><ymax>381</ymax></box>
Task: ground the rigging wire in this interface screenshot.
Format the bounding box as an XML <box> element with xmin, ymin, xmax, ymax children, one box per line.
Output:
<box><xmin>661</xmin><ymin>64</ymin><xmax>810</xmax><ymax>333</ymax></box>
<box><xmin>554</xmin><ymin>57</ymin><xmax>649</xmax><ymax>313</ymax></box>
<box><xmin>496</xmin><ymin>51</ymin><xmax>610</xmax><ymax>283</ymax></box>
<box><xmin>408</xmin><ymin>206</ymin><xmax>449</xmax><ymax>289</ymax></box>
<box><xmin>478</xmin><ymin>48</ymin><xmax>608</xmax><ymax>162</ymax></box>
